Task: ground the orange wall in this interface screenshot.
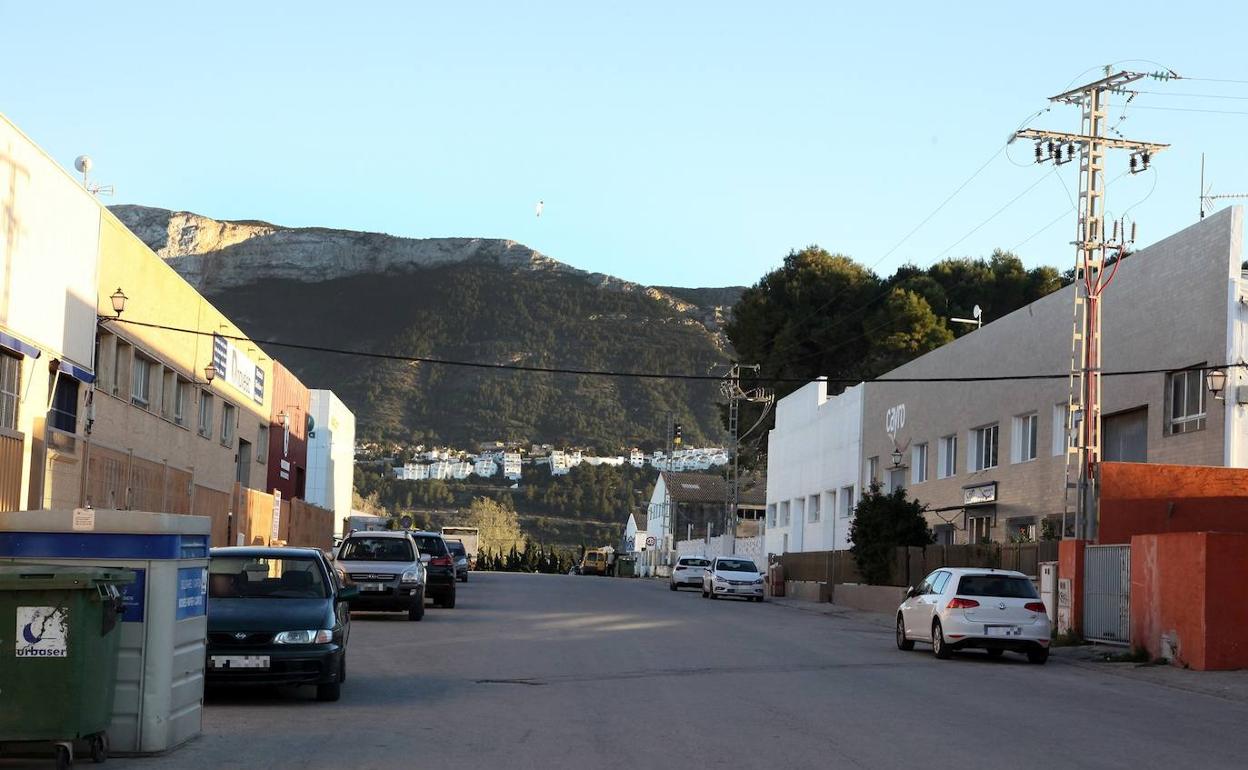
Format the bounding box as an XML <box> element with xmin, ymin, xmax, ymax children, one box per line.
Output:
<box><xmin>1057</xmin><ymin>539</ymin><xmax>1086</xmax><ymax>635</ymax></box>
<box><xmin>1130</xmin><ymin>532</ymin><xmax>1248</xmax><ymax>671</ymax></box>
<box><xmin>1100</xmin><ymin>463</ymin><xmax>1248</xmax><ymax>544</ymax></box>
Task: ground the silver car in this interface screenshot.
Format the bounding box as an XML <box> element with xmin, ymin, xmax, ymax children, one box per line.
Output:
<box><xmin>701</xmin><ymin>556</ymin><xmax>765</xmax><ymax>602</ymax></box>
<box><xmin>335</xmin><ymin>531</ymin><xmax>426</xmax><ymax>621</ymax></box>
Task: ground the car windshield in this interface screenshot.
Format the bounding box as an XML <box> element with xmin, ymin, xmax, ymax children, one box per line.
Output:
<box><xmin>413</xmin><ymin>535</ymin><xmax>448</xmax><ymax>556</ymax></box>
<box><xmin>447</xmin><ymin>541</ymin><xmax>466</xmax><ymax>556</ymax></box>
<box><xmin>717</xmin><ymin>559</ymin><xmax>758</xmax><ymax>573</ymax></box>
<box><xmin>956</xmin><ymin>575</ymin><xmax>1039</xmax><ymax>599</ymax></box>
<box><xmin>681</xmin><ymin>558</ymin><xmax>710</xmax><ymax>567</ymax></box>
<box><xmin>209</xmin><ymin>556</ymin><xmax>328</xmax><ymax>599</ymax></box>
<box><xmin>339</xmin><ymin>537</ymin><xmax>415</xmax><ymax>562</ymax></box>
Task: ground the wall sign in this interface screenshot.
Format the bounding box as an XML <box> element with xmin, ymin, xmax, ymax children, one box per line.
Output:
<box><xmin>120</xmin><ymin>568</ymin><xmax>147</xmax><ymax>623</ymax></box>
<box><xmin>16</xmin><ymin>607</ymin><xmax>68</xmax><ymax>658</ymax></box>
<box><xmin>212</xmin><ymin>333</ymin><xmax>265</xmax><ymax>404</ymax></box>
<box><xmin>270</xmin><ymin>489</ymin><xmax>283</xmax><ymax>545</ymax></box>
<box><xmin>962</xmin><ymin>481</ymin><xmax>998</xmax><ymax>506</ymax></box>
<box><xmin>885</xmin><ymin>404</ymin><xmax>906</xmax><ymax>441</ymax></box>
<box><xmin>175</xmin><ymin>567</ymin><xmax>208</xmax><ymax>620</ymax></box>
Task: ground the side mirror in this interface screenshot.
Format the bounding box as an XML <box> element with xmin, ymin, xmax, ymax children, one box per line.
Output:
<box><xmin>420</xmin><ymin>554</ymin><xmax>432</xmax><ymax>565</ymax></box>
<box><xmin>338</xmin><ymin>586</ymin><xmax>359</xmax><ymax>602</ymax></box>
<box><xmin>905</xmin><ymin>586</ymin><xmax>916</xmax><ymax>598</ymax></box>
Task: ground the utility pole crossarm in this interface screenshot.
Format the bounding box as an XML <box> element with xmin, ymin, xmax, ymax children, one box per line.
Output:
<box><xmin>1047</xmin><ymin>71</ymin><xmax>1147</xmax><ymax>104</ymax></box>
<box><xmin>1014</xmin><ymin>128</ymin><xmax>1168</xmax><ymax>154</ymax></box>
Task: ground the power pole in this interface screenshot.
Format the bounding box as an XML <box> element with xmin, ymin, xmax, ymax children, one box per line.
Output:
<box><xmin>718</xmin><ymin>363</ymin><xmax>773</xmax><ymax>555</ymax></box>
<box><xmin>1015</xmin><ymin>69</ymin><xmax>1169</xmax><ymax>541</ymax></box>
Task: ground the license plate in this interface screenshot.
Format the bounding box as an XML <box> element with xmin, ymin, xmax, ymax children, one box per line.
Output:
<box><xmin>211</xmin><ymin>655</ymin><xmax>269</xmax><ymax>669</ymax></box>
<box><xmin>362</xmin><ymin>583</ymin><xmax>386</xmax><ymax>592</ymax></box>
<box><xmin>985</xmin><ymin>625</ymin><xmax>1022</xmax><ymax>637</ymax></box>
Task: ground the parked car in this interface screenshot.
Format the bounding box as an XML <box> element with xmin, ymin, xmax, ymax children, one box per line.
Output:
<box><xmin>896</xmin><ymin>567</ymin><xmax>1051</xmax><ymax>664</ymax></box>
<box><xmin>446</xmin><ymin>539</ymin><xmax>470</xmax><ymax>582</ymax></box>
<box><xmin>335</xmin><ymin>531</ymin><xmax>426</xmax><ymax>620</ymax></box>
<box><xmin>206</xmin><ymin>546</ymin><xmax>355</xmax><ymax>702</ymax></box>
<box><xmin>701</xmin><ymin>556</ymin><xmax>765</xmax><ymax>601</ymax></box>
<box><xmin>670</xmin><ymin>556</ymin><xmax>711</xmax><ymax>591</ymax></box>
<box><xmin>409</xmin><ymin>531</ymin><xmax>458</xmax><ymax>608</ymax></box>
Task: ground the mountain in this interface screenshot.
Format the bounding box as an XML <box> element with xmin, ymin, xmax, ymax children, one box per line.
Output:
<box><xmin>110</xmin><ymin>205</ymin><xmax>741</xmax><ymax>451</ymax></box>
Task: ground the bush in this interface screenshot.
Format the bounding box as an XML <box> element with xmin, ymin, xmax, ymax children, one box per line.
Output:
<box><xmin>848</xmin><ymin>482</ymin><xmax>933</xmax><ymax>585</ymax></box>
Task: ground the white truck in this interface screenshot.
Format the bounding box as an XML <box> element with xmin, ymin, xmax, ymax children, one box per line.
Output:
<box><xmin>440</xmin><ymin>526</ymin><xmax>480</xmax><ymax>569</ymax></box>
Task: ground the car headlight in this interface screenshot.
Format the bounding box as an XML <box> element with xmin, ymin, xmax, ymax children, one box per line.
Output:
<box><xmin>752</xmin><ymin>578</ymin><xmax>764</xmax><ymax>585</ymax></box>
<box><xmin>713</xmin><ymin>575</ymin><xmax>728</xmax><ymax>583</ymax></box>
<box><xmin>400</xmin><ymin>568</ymin><xmax>421</xmax><ymax>584</ymax></box>
<box><xmin>273</xmin><ymin>629</ymin><xmax>333</xmax><ymax>645</ymax></box>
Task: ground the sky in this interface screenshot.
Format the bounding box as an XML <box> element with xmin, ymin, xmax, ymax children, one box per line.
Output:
<box><xmin>4</xmin><ymin>1</ymin><xmax>1248</xmax><ymax>289</ymax></box>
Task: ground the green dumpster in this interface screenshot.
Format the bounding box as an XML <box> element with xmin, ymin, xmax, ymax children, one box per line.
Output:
<box><xmin>0</xmin><ymin>564</ymin><xmax>133</xmax><ymax>769</ymax></box>
<box><xmin>616</xmin><ymin>555</ymin><xmax>637</xmax><ymax>578</ymax></box>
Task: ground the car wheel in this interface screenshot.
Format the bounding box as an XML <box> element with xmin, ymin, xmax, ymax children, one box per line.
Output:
<box><xmin>932</xmin><ymin>620</ymin><xmax>952</xmax><ymax>659</ymax></box>
<box><xmin>442</xmin><ymin>587</ymin><xmax>457</xmax><ymax>609</ymax></box>
<box><xmin>55</xmin><ymin>745</ymin><xmax>71</xmax><ymax>770</ymax></box>
<box><xmin>986</xmin><ymin>648</ymin><xmax>1004</xmax><ymax>659</ymax></box>
<box><xmin>896</xmin><ymin>615</ymin><xmax>915</xmax><ymax>651</ymax></box>
<box><xmin>338</xmin><ymin>654</ymin><xmax>347</xmax><ymax>683</ymax></box>
<box><xmin>670</xmin><ymin>582</ymin><xmax>677</xmax><ymax>591</ymax></box>
<box><xmin>1028</xmin><ymin>648</ymin><xmax>1050</xmax><ymax>665</ymax></box>
<box><xmin>408</xmin><ymin>592</ymin><xmax>425</xmax><ymax>621</ymax></box>
<box><xmin>316</xmin><ymin>681</ymin><xmax>341</xmax><ymax>702</ymax></box>
<box><xmin>701</xmin><ymin>588</ymin><xmax>709</xmax><ymax>598</ymax></box>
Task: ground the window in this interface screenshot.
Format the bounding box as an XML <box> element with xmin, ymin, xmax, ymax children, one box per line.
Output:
<box><xmin>1167</xmin><ymin>367</ymin><xmax>1206</xmax><ymax>434</ymax></box>
<box><xmin>887</xmin><ymin>468</ymin><xmax>905</xmax><ymax>492</ymax></box>
<box><xmin>971</xmin><ymin>424</ymin><xmax>999</xmax><ymax>471</ymax></box>
<box><xmin>956</xmin><ymin>574</ymin><xmax>1039</xmax><ymax>599</ymax></box>
<box><xmin>839</xmin><ymin>486</ymin><xmax>854</xmax><ymax>517</ymax></box>
<box><xmin>131</xmin><ymin>355</ymin><xmax>153</xmax><ymax>407</ymax></box>
<box><xmin>257</xmin><ymin>424</ymin><xmax>269</xmax><ymax>463</ymax></box>
<box><xmin>1052</xmin><ymin>403</ymin><xmax>1070</xmax><ymax>457</ymax></box>
<box><xmin>934</xmin><ymin>524</ymin><xmax>955</xmax><ymax>546</ymax></box>
<box><xmin>911</xmin><ymin>442</ymin><xmax>928</xmax><ymax>484</ymax></box>
<box><xmin>198</xmin><ymin>390</ymin><xmax>214</xmax><ymax>439</ymax></box>
<box><xmin>0</xmin><ymin>352</ymin><xmax>19</xmax><ymax>431</ymax></box>
<box><xmin>793</xmin><ymin>497</ymin><xmax>805</xmax><ymax>524</ymax></box>
<box><xmin>1013</xmin><ymin>413</ymin><xmax>1039</xmax><ymax>463</ymax></box>
<box><xmin>766</xmin><ymin>503</ymin><xmax>777</xmax><ymax>527</ymax></box>
<box><xmin>867</xmin><ymin>456</ymin><xmax>879</xmax><ymax>486</ymax></box>
<box><xmin>808</xmin><ymin>495</ymin><xmax>820</xmax><ymax>523</ymax></box>
<box><xmin>96</xmin><ymin>334</ymin><xmax>116</xmax><ymax>394</ymax></box>
<box><xmin>931</xmin><ymin>571</ymin><xmax>951</xmax><ymax>595</ymax></box>
<box><xmin>161</xmin><ymin>370</ymin><xmax>175</xmax><ymax>418</ymax></box>
<box><xmin>779</xmin><ymin>500</ymin><xmax>790</xmax><ymax>527</ymax></box>
<box><xmin>968</xmin><ymin>515</ymin><xmax>992</xmax><ymax>544</ymax></box>
<box><xmin>173</xmin><ymin>378</ymin><xmax>189</xmax><ymax>426</ymax></box>
<box><xmin>48</xmin><ymin>374</ymin><xmax>79</xmax><ymax>433</ymax></box>
<box><xmin>113</xmin><ymin>341</ymin><xmax>132</xmax><ymax>397</ymax></box>
<box><xmin>220</xmin><ymin>401</ymin><xmax>236</xmax><ymax>447</ymax></box>
<box><xmin>938</xmin><ymin>435</ymin><xmax>957</xmax><ymax>479</ymax></box>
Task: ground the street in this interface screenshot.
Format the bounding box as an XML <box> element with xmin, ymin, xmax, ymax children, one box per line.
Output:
<box><xmin>101</xmin><ymin>573</ymin><xmax>1248</xmax><ymax>770</ymax></box>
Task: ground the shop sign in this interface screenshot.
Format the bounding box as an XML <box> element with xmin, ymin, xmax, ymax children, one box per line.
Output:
<box><xmin>962</xmin><ymin>481</ymin><xmax>998</xmax><ymax>506</ymax></box>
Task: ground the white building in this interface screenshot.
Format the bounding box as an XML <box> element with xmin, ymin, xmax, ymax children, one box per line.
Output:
<box><xmin>765</xmin><ymin>380</ymin><xmax>863</xmax><ymax>555</ymax></box>
<box><xmin>503</xmin><ymin>452</ymin><xmax>522</xmax><ymax>481</ymax></box>
<box><xmin>621</xmin><ymin>510</ymin><xmax>649</xmax><ymax>553</ymax></box>
<box><xmin>474</xmin><ymin>457</ymin><xmax>498</xmax><ymax>477</ymax></box>
<box><xmin>630</xmin><ymin>449</ymin><xmax>645</xmax><ymax>468</ymax></box>
<box><xmin>305</xmin><ymin>390</ymin><xmax>355</xmax><ymax>520</ymax></box>
<box><xmin>550</xmin><ymin>450</ymin><xmax>570</xmax><ymax>476</ymax></box>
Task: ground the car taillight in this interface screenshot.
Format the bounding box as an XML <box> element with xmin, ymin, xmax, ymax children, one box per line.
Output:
<box><xmin>431</xmin><ymin>556</ymin><xmax>452</xmax><ymax>567</ymax></box>
<box><xmin>946</xmin><ymin>598</ymin><xmax>980</xmax><ymax>609</ymax></box>
<box><xmin>1025</xmin><ymin>602</ymin><xmax>1047</xmax><ymax>613</ymax></box>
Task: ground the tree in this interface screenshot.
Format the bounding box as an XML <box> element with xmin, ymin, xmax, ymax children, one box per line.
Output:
<box><xmin>848</xmin><ymin>483</ymin><xmax>933</xmax><ymax>586</ymax></box>
<box><xmin>463</xmin><ymin>497</ymin><xmax>523</xmax><ymax>556</ymax></box>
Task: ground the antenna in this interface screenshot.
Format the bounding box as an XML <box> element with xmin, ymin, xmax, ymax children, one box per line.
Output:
<box><xmin>73</xmin><ymin>154</ymin><xmax>114</xmax><ymax>197</ymax></box>
<box><xmin>950</xmin><ymin>304</ymin><xmax>983</xmax><ymax>329</ymax></box>
<box><xmin>1199</xmin><ymin>154</ymin><xmax>1248</xmax><ymax>220</ymax></box>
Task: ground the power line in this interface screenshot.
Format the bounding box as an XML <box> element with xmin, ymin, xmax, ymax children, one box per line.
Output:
<box><xmin>1126</xmin><ymin>104</ymin><xmax>1248</xmax><ymax>116</ymax></box>
<box><xmin>1131</xmin><ymin>89</ymin><xmax>1248</xmax><ymax>101</ymax></box>
<box><xmin>931</xmin><ymin>168</ymin><xmax>1057</xmax><ymax>261</ymax></box>
<box><xmin>106</xmin><ymin>317</ymin><xmax>1245</xmax><ymax>385</ymax></box>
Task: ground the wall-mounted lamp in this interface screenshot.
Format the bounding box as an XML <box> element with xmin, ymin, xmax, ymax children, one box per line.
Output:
<box><xmin>204</xmin><ymin>362</ymin><xmax>217</xmax><ymax>383</ymax></box>
<box><xmin>890</xmin><ymin>448</ymin><xmax>904</xmax><ymax>468</ymax></box>
<box><xmin>109</xmin><ymin>287</ymin><xmax>128</xmax><ymax>317</ymax></box>
<box><xmin>1207</xmin><ymin>369</ymin><xmax>1228</xmax><ymax>400</ymax></box>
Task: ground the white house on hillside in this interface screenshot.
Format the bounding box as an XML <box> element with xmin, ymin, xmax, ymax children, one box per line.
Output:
<box><xmin>765</xmin><ymin>379</ymin><xmax>863</xmax><ymax>555</ymax></box>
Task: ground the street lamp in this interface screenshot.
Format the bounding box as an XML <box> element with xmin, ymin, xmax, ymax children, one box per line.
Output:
<box><xmin>1207</xmin><ymin>369</ymin><xmax>1228</xmax><ymax>400</ymax></box>
<box><xmin>203</xmin><ymin>362</ymin><xmax>217</xmax><ymax>383</ymax></box>
<box><xmin>890</xmin><ymin>448</ymin><xmax>904</xmax><ymax>468</ymax></box>
<box><xmin>109</xmin><ymin>287</ymin><xmax>128</xmax><ymax>317</ymax></box>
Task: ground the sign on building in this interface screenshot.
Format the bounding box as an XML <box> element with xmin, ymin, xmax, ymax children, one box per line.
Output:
<box><xmin>213</xmin><ymin>333</ymin><xmax>265</xmax><ymax>404</ymax></box>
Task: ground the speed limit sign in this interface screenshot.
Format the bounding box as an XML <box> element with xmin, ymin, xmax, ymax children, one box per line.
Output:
<box><xmin>645</xmin><ymin>535</ymin><xmax>656</xmax><ymax>547</ymax></box>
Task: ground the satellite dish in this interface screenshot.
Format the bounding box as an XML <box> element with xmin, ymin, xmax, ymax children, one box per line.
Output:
<box><xmin>972</xmin><ymin>304</ymin><xmax>982</xmax><ymax>320</ymax></box>
<box><xmin>74</xmin><ymin>155</ymin><xmax>93</xmax><ymax>174</ymax></box>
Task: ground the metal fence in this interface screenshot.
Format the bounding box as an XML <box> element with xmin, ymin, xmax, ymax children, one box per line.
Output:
<box><xmin>1084</xmin><ymin>544</ymin><xmax>1131</xmax><ymax>645</ymax></box>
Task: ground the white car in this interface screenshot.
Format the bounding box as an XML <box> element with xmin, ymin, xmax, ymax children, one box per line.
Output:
<box><xmin>701</xmin><ymin>556</ymin><xmax>765</xmax><ymax>602</ymax></box>
<box><xmin>670</xmin><ymin>556</ymin><xmax>711</xmax><ymax>590</ymax></box>
<box><xmin>896</xmin><ymin>567</ymin><xmax>1051</xmax><ymax>664</ymax></box>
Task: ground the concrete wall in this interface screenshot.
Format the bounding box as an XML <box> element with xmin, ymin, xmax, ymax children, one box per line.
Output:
<box><xmin>833</xmin><ymin>583</ymin><xmax>907</xmax><ymax>614</ymax></box>
<box><xmin>0</xmin><ymin>114</ymin><xmax>103</xmax><ymax>509</ymax></box>
<box><xmin>1131</xmin><ymin>532</ymin><xmax>1248</xmax><ymax>671</ymax></box>
<box><xmin>1100</xmin><ymin>462</ymin><xmax>1248</xmax><ymax>544</ymax></box>
<box><xmin>766</xmin><ymin>380</ymin><xmax>862</xmax><ymax>555</ymax></box>
<box><xmin>861</xmin><ymin>208</ymin><xmax>1242</xmax><ymax>542</ymax></box>
<box><xmin>305</xmin><ymin>390</ymin><xmax>354</xmax><ymax>519</ymax></box>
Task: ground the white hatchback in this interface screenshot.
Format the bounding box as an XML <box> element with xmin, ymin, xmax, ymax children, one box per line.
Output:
<box><xmin>670</xmin><ymin>556</ymin><xmax>711</xmax><ymax>590</ymax></box>
<box><xmin>896</xmin><ymin>567</ymin><xmax>1051</xmax><ymax>664</ymax></box>
<box><xmin>701</xmin><ymin>556</ymin><xmax>765</xmax><ymax>602</ymax></box>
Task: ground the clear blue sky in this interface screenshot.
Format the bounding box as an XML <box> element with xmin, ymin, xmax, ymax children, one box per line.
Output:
<box><xmin>5</xmin><ymin>1</ymin><xmax>1248</xmax><ymax>288</ymax></box>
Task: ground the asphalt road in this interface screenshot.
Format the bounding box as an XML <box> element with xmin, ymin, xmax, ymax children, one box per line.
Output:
<box><xmin>102</xmin><ymin>572</ymin><xmax>1248</xmax><ymax>770</ymax></box>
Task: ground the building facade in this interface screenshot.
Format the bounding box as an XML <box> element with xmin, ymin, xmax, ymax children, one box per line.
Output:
<box><xmin>306</xmin><ymin>389</ymin><xmax>355</xmax><ymax>521</ymax></box>
<box><xmin>765</xmin><ymin>381</ymin><xmax>863</xmax><ymax>555</ymax></box>
<box><xmin>266</xmin><ymin>362</ymin><xmax>309</xmax><ymax>500</ymax></box>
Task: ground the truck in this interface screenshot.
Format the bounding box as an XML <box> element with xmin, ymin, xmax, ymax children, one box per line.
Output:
<box><xmin>580</xmin><ymin>546</ymin><xmax>614</xmax><ymax>576</ymax></box>
<box><xmin>441</xmin><ymin>526</ymin><xmax>480</xmax><ymax>568</ymax></box>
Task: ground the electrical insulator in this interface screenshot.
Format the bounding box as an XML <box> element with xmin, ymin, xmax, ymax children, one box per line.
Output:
<box><xmin>1131</xmin><ymin>222</ymin><xmax>1137</xmax><ymax>243</ymax></box>
<box><xmin>1035</xmin><ymin>143</ymin><xmax>1043</xmax><ymax>162</ymax></box>
<box><xmin>1142</xmin><ymin>151</ymin><xmax>1151</xmax><ymax>168</ymax></box>
<box><xmin>1047</xmin><ymin>141</ymin><xmax>1055</xmax><ymax>158</ymax></box>
<box><xmin>1112</xmin><ymin>221</ymin><xmax>1120</xmax><ymax>242</ymax></box>
<box><xmin>1130</xmin><ymin>154</ymin><xmax>1138</xmax><ymax>172</ymax></box>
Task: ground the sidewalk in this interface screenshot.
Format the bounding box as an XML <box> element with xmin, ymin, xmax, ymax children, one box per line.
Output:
<box><xmin>767</xmin><ymin>593</ymin><xmax>1248</xmax><ymax>703</ymax></box>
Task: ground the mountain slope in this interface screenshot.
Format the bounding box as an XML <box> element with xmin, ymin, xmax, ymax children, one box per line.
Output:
<box><xmin>111</xmin><ymin>205</ymin><xmax>740</xmax><ymax>450</ymax></box>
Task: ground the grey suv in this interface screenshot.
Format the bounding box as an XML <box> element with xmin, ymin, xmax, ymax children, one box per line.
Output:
<box><xmin>336</xmin><ymin>531</ymin><xmax>426</xmax><ymax>621</ymax></box>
